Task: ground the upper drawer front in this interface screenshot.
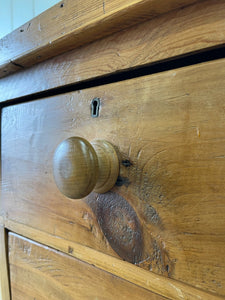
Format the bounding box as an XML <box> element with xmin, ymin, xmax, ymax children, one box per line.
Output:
<box><xmin>2</xmin><ymin>58</ymin><xmax>225</xmax><ymax>297</ymax></box>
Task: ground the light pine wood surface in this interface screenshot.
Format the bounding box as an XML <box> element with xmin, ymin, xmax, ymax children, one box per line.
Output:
<box><xmin>5</xmin><ymin>219</ymin><xmax>224</xmax><ymax>300</ymax></box>
<box><xmin>0</xmin><ymin>0</ymin><xmax>202</xmax><ymax>78</ymax></box>
<box><xmin>0</xmin><ymin>226</ymin><xmax>10</xmax><ymax>300</ymax></box>
<box><xmin>1</xmin><ymin>0</ymin><xmax>224</xmax><ymax>103</ymax></box>
<box><xmin>2</xmin><ymin>58</ymin><xmax>225</xmax><ymax>298</ymax></box>
<box><xmin>8</xmin><ymin>232</ymin><xmax>166</xmax><ymax>300</ymax></box>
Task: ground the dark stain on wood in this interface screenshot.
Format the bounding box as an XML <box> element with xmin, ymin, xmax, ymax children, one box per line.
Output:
<box><xmin>87</xmin><ymin>192</ymin><xmax>143</xmax><ymax>264</ymax></box>
<box><xmin>68</xmin><ymin>246</ymin><xmax>74</xmax><ymax>254</ymax></box>
<box><xmin>122</xmin><ymin>159</ymin><xmax>133</xmax><ymax>167</ymax></box>
<box><xmin>116</xmin><ymin>176</ymin><xmax>131</xmax><ymax>187</ymax></box>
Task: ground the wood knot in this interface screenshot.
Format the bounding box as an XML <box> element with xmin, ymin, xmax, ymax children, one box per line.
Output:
<box><xmin>96</xmin><ymin>192</ymin><xmax>143</xmax><ymax>263</ymax></box>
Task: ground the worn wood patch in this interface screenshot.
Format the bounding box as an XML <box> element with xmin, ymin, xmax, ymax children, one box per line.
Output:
<box><xmin>87</xmin><ymin>192</ymin><xmax>143</xmax><ymax>263</ymax></box>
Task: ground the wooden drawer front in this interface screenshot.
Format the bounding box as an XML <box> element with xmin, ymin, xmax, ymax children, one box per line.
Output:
<box><xmin>2</xmin><ymin>58</ymin><xmax>225</xmax><ymax>297</ymax></box>
<box><xmin>8</xmin><ymin>232</ymin><xmax>164</xmax><ymax>299</ymax></box>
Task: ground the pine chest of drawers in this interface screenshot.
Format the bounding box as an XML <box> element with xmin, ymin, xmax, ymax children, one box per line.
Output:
<box><xmin>1</xmin><ymin>1</ymin><xmax>225</xmax><ymax>299</ymax></box>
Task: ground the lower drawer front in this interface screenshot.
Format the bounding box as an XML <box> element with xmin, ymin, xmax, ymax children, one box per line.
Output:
<box><xmin>8</xmin><ymin>233</ymin><xmax>164</xmax><ymax>300</ymax></box>
<box><xmin>2</xmin><ymin>58</ymin><xmax>225</xmax><ymax>297</ymax></box>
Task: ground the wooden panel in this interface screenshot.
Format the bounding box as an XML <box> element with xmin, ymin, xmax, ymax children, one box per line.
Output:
<box><xmin>0</xmin><ymin>0</ymin><xmax>201</xmax><ymax>78</ymax></box>
<box><xmin>8</xmin><ymin>232</ymin><xmax>166</xmax><ymax>300</ymax></box>
<box><xmin>1</xmin><ymin>0</ymin><xmax>225</xmax><ymax>102</ymax></box>
<box><xmin>2</xmin><ymin>58</ymin><xmax>225</xmax><ymax>297</ymax></box>
<box><xmin>6</xmin><ymin>219</ymin><xmax>224</xmax><ymax>300</ymax></box>
<box><xmin>0</xmin><ymin>226</ymin><xmax>10</xmax><ymax>300</ymax></box>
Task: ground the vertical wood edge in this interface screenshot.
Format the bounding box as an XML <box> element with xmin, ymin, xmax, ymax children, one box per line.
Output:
<box><xmin>0</xmin><ymin>225</ymin><xmax>11</xmax><ymax>300</ymax></box>
<box><xmin>4</xmin><ymin>219</ymin><xmax>224</xmax><ymax>300</ymax></box>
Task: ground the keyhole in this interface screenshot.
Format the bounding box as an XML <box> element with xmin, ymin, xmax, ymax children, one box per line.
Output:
<box><xmin>91</xmin><ymin>98</ymin><xmax>100</xmax><ymax>117</ymax></box>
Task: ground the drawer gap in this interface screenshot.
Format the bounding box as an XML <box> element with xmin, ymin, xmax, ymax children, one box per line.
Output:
<box><xmin>1</xmin><ymin>46</ymin><xmax>225</xmax><ymax>108</ymax></box>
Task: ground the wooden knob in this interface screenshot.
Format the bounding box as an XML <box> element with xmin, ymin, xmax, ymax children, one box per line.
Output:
<box><xmin>53</xmin><ymin>137</ymin><xmax>119</xmax><ymax>199</ymax></box>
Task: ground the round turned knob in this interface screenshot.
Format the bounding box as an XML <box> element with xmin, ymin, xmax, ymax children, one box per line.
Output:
<box><xmin>53</xmin><ymin>137</ymin><xmax>119</xmax><ymax>199</ymax></box>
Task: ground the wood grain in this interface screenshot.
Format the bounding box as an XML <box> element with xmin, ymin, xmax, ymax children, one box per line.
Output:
<box><xmin>2</xmin><ymin>58</ymin><xmax>225</xmax><ymax>297</ymax></box>
<box><xmin>6</xmin><ymin>222</ymin><xmax>223</xmax><ymax>300</ymax></box>
<box><xmin>0</xmin><ymin>226</ymin><xmax>10</xmax><ymax>300</ymax></box>
<box><xmin>0</xmin><ymin>0</ymin><xmax>201</xmax><ymax>78</ymax></box>
<box><xmin>1</xmin><ymin>0</ymin><xmax>225</xmax><ymax>103</ymax></box>
<box><xmin>8</xmin><ymin>232</ymin><xmax>166</xmax><ymax>300</ymax></box>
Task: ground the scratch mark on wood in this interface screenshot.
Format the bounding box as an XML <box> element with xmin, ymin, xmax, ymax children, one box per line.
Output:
<box><xmin>196</xmin><ymin>127</ymin><xmax>200</xmax><ymax>137</ymax></box>
<box><xmin>10</xmin><ymin>60</ymin><xmax>24</xmax><ymax>69</ymax></box>
<box><xmin>27</xmin><ymin>22</ymin><xmax>31</xmax><ymax>30</ymax></box>
<box><xmin>137</xmin><ymin>149</ymin><xmax>142</xmax><ymax>160</ymax></box>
